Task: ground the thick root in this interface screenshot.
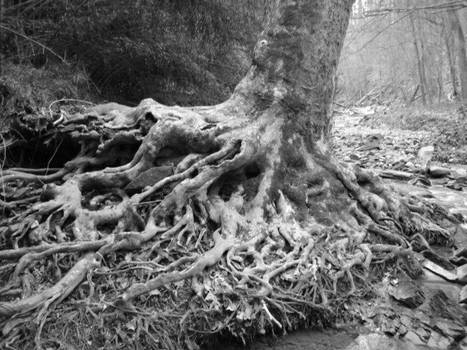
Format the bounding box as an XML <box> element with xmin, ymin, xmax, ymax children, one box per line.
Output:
<box><xmin>0</xmin><ymin>98</ymin><xmax>459</xmax><ymax>349</ymax></box>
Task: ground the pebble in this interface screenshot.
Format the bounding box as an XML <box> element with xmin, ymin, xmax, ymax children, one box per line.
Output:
<box><xmin>388</xmin><ymin>280</ymin><xmax>425</xmax><ymax>308</ymax></box>
<box><xmin>457</xmin><ymin>264</ymin><xmax>467</xmax><ymax>283</ymax></box>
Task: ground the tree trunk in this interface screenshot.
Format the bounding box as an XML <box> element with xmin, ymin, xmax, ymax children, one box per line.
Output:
<box><xmin>443</xmin><ymin>14</ymin><xmax>459</xmax><ymax>100</ymax></box>
<box><xmin>0</xmin><ymin>1</ymin><xmax>456</xmax><ymax>348</ymax></box>
<box><xmin>409</xmin><ymin>13</ymin><xmax>428</xmax><ymax>106</ymax></box>
<box><xmin>448</xmin><ymin>9</ymin><xmax>467</xmax><ymax>107</ymax></box>
<box><xmin>0</xmin><ymin>0</ymin><xmax>4</xmax><ymax>76</ymax></box>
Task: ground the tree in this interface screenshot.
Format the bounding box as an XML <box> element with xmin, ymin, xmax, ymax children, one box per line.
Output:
<box><xmin>442</xmin><ymin>11</ymin><xmax>460</xmax><ymax>100</ymax></box>
<box><xmin>447</xmin><ymin>9</ymin><xmax>467</xmax><ymax>106</ymax></box>
<box><xmin>0</xmin><ymin>0</ymin><xmax>455</xmax><ymax>348</ymax></box>
<box><xmin>409</xmin><ymin>12</ymin><xmax>429</xmax><ymax>105</ymax></box>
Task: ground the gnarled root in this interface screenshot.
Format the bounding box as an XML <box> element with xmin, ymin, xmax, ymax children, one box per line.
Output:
<box><xmin>0</xmin><ymin>98</ymin><xmax>458</xmax><ymax>349</ymax></box>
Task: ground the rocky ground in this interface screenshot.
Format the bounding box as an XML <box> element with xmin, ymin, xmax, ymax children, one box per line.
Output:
<box><xmin>333</xmin><ymin>109</ymin><xmax>467</xmax><ymax>350</ymax></box>
<box><xmin>332</xmin><ymin>109</ymin><xmax>467</xmax><ymax>213</ymax></box>
<box><xmin>229</xmin><ymin>108</ymin><xmax>467</xmax><ymax>350</ymax></box>
<box><xmin>337</xmin><ymin>105</ymin><xmax>467</xmax><ymax>165</ymax></box>
<box><xmin>332</xmin><ymin>110</ymin><xmax>433</xmax><ymax>171</ymax></box>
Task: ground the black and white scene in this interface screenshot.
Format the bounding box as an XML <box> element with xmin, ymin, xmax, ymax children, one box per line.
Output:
<box><xmin>0</xmin><ymin>0</ymin><xmax>467</xmax><ymax>349</ymax></box>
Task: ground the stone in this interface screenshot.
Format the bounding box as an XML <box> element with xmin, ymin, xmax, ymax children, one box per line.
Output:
<box><xmin>358</xmin><ymin>134</ymin><xmax>383</xmax><ymax>151</ymax></box>
<box><xmin>459</xmin><ymin>337</ymin><xmax>467</xmax><ymax>350</ymax></box>
<box><xmin>422</xmin><ymin>250</ymin><xmax>456</xmax><ymax>271</ymax></box>
<box><xmin>460</xmin><ymin>285</ymin><xmax>467</xmax><ymax>304</ymax></box>
<box><xmin>125</xmin><ymin>166</ymin><xmax>173</xmax><ymax>191</ymax></box>
<box><xmin>399</xmin><ymin>314</ymin><xmax>412</xmax><ymax>329</ymax></box>
<box><xmin>451</xmin><ymin>256</ymin><xmax>467</xmax><ymax>266</ymax></box>
<box><xmin>379</xmin><ymin>169</ymin><xmax>413</xmax><ymax>181</ymax></box>
<box><xmin>455</xmin><ymin>247</ymin><xmax>467</xmax><ymax>259</ymax></box>
<box><xmin>426</xmin><ymin>332</ymin><xmax>452</xmax><ymax>349</ymax></box>
<box><xmin>398</xmin><ymin>324</ymin><xmax>408</xmax><ymax>336</ymax></box>
<box><xmin>388</xmin><ymin>280</ymin><xmax>425</xmax><ymax>308</ymax></box>
<box><xmin>457</xmin><ymin>264</ymin><xmax>467</xmax><ymax>283</ymax></box>
<box><xmin>415</xmin><ymin>327</ymin><xmax>430</xmax><ymax>342</ymax></box>
<box><xmin>428</xmin><ymin>165</ymin><xmax>451</xmax><ymax>178</ymax></box>
<box><xmin>453</xmin><ymin>224</ymin><xmax>467</xmax><ymax>248</ymax></box>
<box><xmin>421</xmin><ymin>270</ymin><xmax>461</xmax><ymax>301</ymax></box>
<box><xmin>404</xmin><ymin>330</ymin><xmax>425</xmax><ymax>346</ymax></box>
<box><xmin>344</xmin><ymin>333</ymin><xmax>412</xmax><ymax>350</ymax></box>
<box><xmin>447</xmin><ymin>181</ymin><xmax>463</xmax><ymax>191</ymax></box>
<box><xmin>418</xmin><ymin>145</ymin><xmax>434</xmax><ymax>169</ymax></box>
<box><xmin>429</xmin><ymin>290</ymin><xmax>467</xmax><ymax>324</ymax></box>
<box><xmin>453</xmin><ymin>168</ymin><xmax>467</xmax><ymax>178</ymax></box>
<box><xmin>422</xmin><ymin>260</ymin><xmax>457</xmax><ymax>281</ymax></box>
<box><xmin>409</xmin><ymin>176</ymin><xmax>431</xmax><ymax>187</ymax></box>
<box><xmin>435</xmin><ymin>319</ymin><xmax>466</xmax><ymax>340</ymax></box>
<box><xmin>405</xmin><ymin>161</ymin><xmax>416</xmax><ymax>170</ymax></box>
<box><xmin>380</xmin><ymin>317</ymin><xmax>398</xmax><ymax>336</ymax></box>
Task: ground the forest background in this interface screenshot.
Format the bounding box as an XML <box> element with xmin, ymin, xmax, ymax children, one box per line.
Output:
<box><xmin>0</xmin><ymin>0</ymin><xmax>466</xmax><ymax>112</ymax></box>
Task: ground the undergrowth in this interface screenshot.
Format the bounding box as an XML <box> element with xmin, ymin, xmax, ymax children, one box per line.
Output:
<box><xmin>0</xmin><ymin>61</ymin><xmax>95</xmax><ymax>167</ymax></box>
<box><xmin>1</xmin><ymin>0</ymin><xmax>263</xmax><ymax>106</ymax></box>
<box><xmin>0</xmin><ymin>62</ymin><xmax>94</xmax><ymax>120</ymax></box>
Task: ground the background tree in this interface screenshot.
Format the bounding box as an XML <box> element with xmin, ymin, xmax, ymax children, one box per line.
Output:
<box><xmin>338</xmin><ymin>0</ymin><xmax>467</xmax><ymax>107</ymax></box>
<box><xmin>447</xmin><ymin>8</ymin><xmax>467</xmax><ymax>105</ymax></box>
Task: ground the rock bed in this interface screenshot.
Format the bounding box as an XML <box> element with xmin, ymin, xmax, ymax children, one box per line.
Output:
<box><xmin>332</xmin><ymin>113</ymin><xmax>434</xmax><ymax>171</ymax></box>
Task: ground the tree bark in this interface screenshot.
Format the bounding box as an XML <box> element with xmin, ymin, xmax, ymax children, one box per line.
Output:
<box><xmin>231</xmin><ymin>0</ymin><xmax>353</xmax><ymax>139</ymax></box>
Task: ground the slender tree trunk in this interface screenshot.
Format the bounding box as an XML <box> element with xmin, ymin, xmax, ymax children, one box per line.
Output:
<box><xmin>443</xmin><ymin>15</ymin><xmax>459</xmax><ymax>100</ymax></box>
<box><xmin>417</xmin><ymin>14</ymin><xmax>432</xmax><ymax>104</ymax></box>
<box><xmin>409</xmin><ymin>14</ymin><xmax>428</xmax><ymax>106</ymax></box>
<box><xmin>0</xmin><ymin>0</ymin><xmax>4</xmax><ymax>76</ymax></box>
<box><xmin>448</xmin><ymin>9</ymin><xmax>467</xmax><ymax>107</ymax></box>
<box><xmin>437</xmin><ymin>69</ymin><xmax>443</xmax><ymax>104</ymax></box>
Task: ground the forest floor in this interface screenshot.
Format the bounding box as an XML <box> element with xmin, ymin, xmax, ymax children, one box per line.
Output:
<box><xmin>333</xmin><ymin>106</ymin><xmax>467</xmax><ymax>219</ymax></box>
<box><xmin>227</xmin><ymin>106</ymin><xmax>467</xmax><ymax>350</ymax></box>
<box><xmin>333</xmin><ymin>104</ymin><xmax>467</xmax><ymax>166</ymax></box>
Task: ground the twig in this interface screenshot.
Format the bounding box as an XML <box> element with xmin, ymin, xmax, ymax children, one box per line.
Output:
<box><xmin>45</xmin><ymin>138</ymin><xmax>63</xmax><ymax>173</ymax></box>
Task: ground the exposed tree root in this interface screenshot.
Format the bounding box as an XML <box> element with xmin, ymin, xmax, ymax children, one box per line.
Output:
<box><xmin>3</xmin><ymin>0</ymin><xmax>461</xmax><ymax>346</ymax></box>
<box><xmin>0</xmin><ymin>96</ymin><xmax>460</xmax><ymax>349</ymax></box>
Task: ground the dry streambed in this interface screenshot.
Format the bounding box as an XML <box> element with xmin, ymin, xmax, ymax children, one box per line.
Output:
<box><xmin>333</xmin><ymin>111</ymin><xmax>467</xmax><ymax>349</ymax></box>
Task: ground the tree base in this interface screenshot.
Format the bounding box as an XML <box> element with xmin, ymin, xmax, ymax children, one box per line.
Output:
<box><xmin>0</xmin><ymin>98</ymin><xmax>460</xmax><ymax>349</ymax></box>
